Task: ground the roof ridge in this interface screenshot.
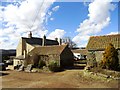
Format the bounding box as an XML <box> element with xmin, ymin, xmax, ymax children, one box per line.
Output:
<box><xmin>22</xmin><ymin>37</ymin><xmax>41</xmax><ymax>39</ymax></box>
<box><xmin>90</xmin><ymin>34</ymin><xmax>120</xmax><ymax>38</ymax></box>
<box><xmin>29</xmin><ymin>44</ymin><xmax>68</xmax><ymax>55</ymax></box>
<box><xmin>35</xmin><ymin>44</ymin><xmax>67</xmax><ymax>47</ymax></box>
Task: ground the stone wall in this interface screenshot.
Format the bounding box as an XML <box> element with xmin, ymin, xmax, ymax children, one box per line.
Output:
<box><xmin>27</xmin><ymin>54</ymin><xmax>60</xmax><ymax>67</ymax></box>
<box><xmin>49</xmin><ymin>54</ymin><xmax>60</xmax><ymax>66</ymax></box>
<box><xmin>87</xmin><ymin>49</ymin><xmax>120</xmax><ymax>66</ymax></box>
<box><xmin>87</xmin><ymin>52</ymin><xmax>97</xmax><ymax>67</ymax></box>
<box><xmin>39</xmin><ymin>55</ymin><xmax>49</xmax><ymax>66</ymax></box>
<box><xmin>27</xmin><ymin>54</ymin><xmax>39</xmax><ymax>65</ymax></box>
<box><xmin>118</xmin><ymin>50</ymin><xmax>120</xmax><ymax>65</ymax></box>
<box><xmin>95</xmin><ymin>50</ymin><xmax>120</xmax><ymax>65</ymax></box>
<box><xmin>95</xmin><ymin>51</ymin><xmax>104</xmax><ymax>64</ymax></box>
<box><xmin>49</xmin><ymin>54</ymin><xmax>59</xmax><ymax>61</ymax></box>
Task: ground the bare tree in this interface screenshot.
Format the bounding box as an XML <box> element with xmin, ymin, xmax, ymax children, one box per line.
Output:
<box><xmin>62</xmin><ymin>37</ymin><xmax>77</xmax><ymax>49</ymax></box>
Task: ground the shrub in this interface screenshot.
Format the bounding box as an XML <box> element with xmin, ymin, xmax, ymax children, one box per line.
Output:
<box><xmin>100</xmin><ymin>43</ymin><xmax>119</xmax><ymax>70</ymax></box>
<box><xmin>38</xmin><ymin>60</ymin><xmax>46</xmax><ymax>68</ymax></box>
<box><xmin>48</xmin><ymin>60</ymin><xmax>61</xmax><ymax>72</ymax></box>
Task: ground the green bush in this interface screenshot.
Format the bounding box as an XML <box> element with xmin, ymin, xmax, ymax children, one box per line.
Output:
<box><xmin>48</xmin><ymin>60</ymin><xmax>61</xmax><ymax>72</ymax></box>
<box><xmin>100</xmin><ymin>43</ymin><xmax>119</xmax><ymax>70</ymax></box>
<box><xmin>38</xmin><ymin>60</ymin><xmax>46</xmax><ymax>68</ymax></box>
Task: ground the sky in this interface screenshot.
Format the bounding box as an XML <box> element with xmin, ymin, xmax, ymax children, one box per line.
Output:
<box><xmin>0</xmin><ymin>0</ymin><xmax>119</xmax><ymax>49</ymax></box>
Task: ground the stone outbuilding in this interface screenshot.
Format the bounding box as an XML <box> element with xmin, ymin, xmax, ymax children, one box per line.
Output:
<box><xmin>28</xmin><ymin>44</ymin><xmax>74</xmax><ymax>67</ymax></box>
<box><xmin>86</xmin><ymin>34</ymin><xmax>120</xmax><ymax>65</ymax></box>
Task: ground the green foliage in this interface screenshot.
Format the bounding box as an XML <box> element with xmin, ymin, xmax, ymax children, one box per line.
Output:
<box><xmin>100</xmin><ymin>43</ymin><xmax>119</xmax><ymax>70</ymax></box>
<box><xmin>38</xmin><ymin>60</ymin><xmax>46</xmax><ymax>68</ymax></box>
<box><xmin>2</xmin><ymin>56</ymin><xmax>10</xmax><ymax>63</ymax></box>
<box><xmin>2</xmin><ymin>56</ymin><xmax>9</xmax><ymax>60</ymax></box>
<box><xmin>48</xmin><ymin>60</ymin><xmax>61</xmax><ymax>72</ymax></box>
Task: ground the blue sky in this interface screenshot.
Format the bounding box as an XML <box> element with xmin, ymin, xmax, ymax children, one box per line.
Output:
<box><xmin>0</xmin><ymin>0</ymin><xmax>119</xmax><ymax>49</ymax></box>
<box><xmin>47</xmin><ymin>2</ymin><xmax>118</xmax><ymax>36</ymax></box>
<box><xmin>47</xmin><ymin>2</ymin><xmax>89</xmax><ymax>38</ymax></box>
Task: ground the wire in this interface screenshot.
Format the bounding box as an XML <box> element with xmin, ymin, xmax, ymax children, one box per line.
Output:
<box><xmin>26</xmin><ymin>0</ymin><xmax>45</xmax><ymax>32</ymax></box>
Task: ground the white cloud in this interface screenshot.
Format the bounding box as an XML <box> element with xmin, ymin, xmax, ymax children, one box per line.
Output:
<box><xmin>72</xmin><ymin>34</ymin><xmax>90</xmax><ymax>47</ymax></box>
<box><xmin>0</xmin><ymin>0</ymin><xmax>56</xmax><ymax>49</ymax></box>
<box><xmin>3</xmin><ymin>0</ymin><xmax>55</xmax><ymax>32</ymax></box>
<box><xmin>46</xmin><ymin>5</ymin><xmax>60</xmax><ymax>22</ymax></box>
<box><xmin>47</xmin><ymin>29</ymin><xmax>66</xmax><ymax>39</ymax></box>
<box><xmin>52</xmin><ymin>5</ymin><xmax>60</xmax><ymax>11</ymax></box>
<box><xmin>107</xmin><ymin>31</ymin><xmax>118</xmax><ymax>35</ymax></box>
<box><xmin>50</xmin><ymin>17</ymin><xmax>54</xmax><ymax>21</ymax></box>
<box><xmin>73</xmin><ymin>0</ymin><xmax>115</xmax><ymax>47</ymax></box>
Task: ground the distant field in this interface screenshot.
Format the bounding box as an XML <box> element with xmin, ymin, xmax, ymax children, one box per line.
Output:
<box><xmin>1</xmin><ymin>70</ymin><xmax>119</xmax><ymax>88</ymax></box>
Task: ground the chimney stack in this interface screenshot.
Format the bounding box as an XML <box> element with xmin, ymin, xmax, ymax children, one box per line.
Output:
<box><xmin>55</xmin><ymin>38</ymin><xmax>58</xmax><ymax>41</ymax></box>
<box><xmin>23</xmin><ymin>50</ymin><xmax>27</xmax><ymax>59</ymax></box>
<box><xmin>58</xmin><ymin>38</ymin><xmax>62</xmax><ymax>45</ymax></box>
<box><xmin>42</xmin><ymin>35</ymin><xmax>46</xmax><ymax>46</ymax></box>
<box><xmin>28</xmin><ymin>31</ymin><xmax>32</xmax><ymax>38</ymax></box>
<box><xmin>55</xmin><ymin>37</ymin><xmax>62</xmax><ymax>45</ymax></box>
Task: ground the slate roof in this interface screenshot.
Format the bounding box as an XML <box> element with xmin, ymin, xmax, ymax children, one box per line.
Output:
<box><xmin>86</xmin><ymin>34</ymin><xmax>120</xmax><ymax>51</ymax></box>
<box><xmin>29</xmin><ymin>44</ymin><xmax>68</xmax><ymax>55</ymax></box>
<box><xmin>71</xmin><ymin>49</ymin><xmax>87</xmax><ymax>55</ymax></box>
<box><xmin>22</xmin><ymin>37</ymin><xmax>59</xmax><ymax>46</ymax></box>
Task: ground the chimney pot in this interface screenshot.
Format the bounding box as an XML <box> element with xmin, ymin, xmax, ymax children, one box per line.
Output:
<box><xmin>58</xmin><ymin>38</ymin><xmax>62</xmax><ymax>45</ymax></box>
<box><xmin>28</xmin><ymin>31</ymin><xmax>32</xmax><ymax>38</ymax></box>
<box><xmin>55</xmin><ymin>38</ymin><xmax>58</xmax><ymax>41</ymax></box>
<box><xmin>42</xmin><ymin>35</ymin><xmax>46</xmax><ymax>46</ymax></box>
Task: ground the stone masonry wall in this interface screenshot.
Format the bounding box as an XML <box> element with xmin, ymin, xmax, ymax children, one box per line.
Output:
<box><xmin>118</xmin><ymin>50</ymin><xmax>120</xmax><ymax>65</ymax></box>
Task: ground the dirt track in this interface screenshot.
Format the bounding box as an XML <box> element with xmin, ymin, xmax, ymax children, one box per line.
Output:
<box><xmin>1</xmin><ymin>70</ymin><xmax>119</xmax><ymax>88</ymax></box>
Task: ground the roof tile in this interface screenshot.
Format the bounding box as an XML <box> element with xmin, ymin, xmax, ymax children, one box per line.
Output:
<box><xmin>87</xmin><ymin>34</ymin><xmax>120</xmax><ymax>50</ymax></box>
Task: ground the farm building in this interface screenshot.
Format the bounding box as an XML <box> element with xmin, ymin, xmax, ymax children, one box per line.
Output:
<box><xmin>13</xmin><ymin>32</ymin><xmax>62</xmax><ymax>66</ymax></box>
<box><xmin>28</xmin><ymin>44</ymin><xmax>74</xmax><ymax>67</ymax></box>
<box><xmin>86</xmin><ymin>34</ymin><xmax>120</xmax><ymax>65</ymax></box>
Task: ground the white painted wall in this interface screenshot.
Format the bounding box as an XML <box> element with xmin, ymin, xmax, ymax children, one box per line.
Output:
<box><xmin>13</xmin><ymin>59</ymin><xmax>24</xmax><ymax>66</ymax></box>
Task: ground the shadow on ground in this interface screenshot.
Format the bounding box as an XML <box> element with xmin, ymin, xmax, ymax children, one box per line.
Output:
<box><xmin>0</xmin><ymin>72</ymin><xmax>9</xmax><ymax>76</ymax></box>
<box><xmin>64</xmin><ymin>65</ymin><xmax>85</xmax><ymax>70</ymax></box>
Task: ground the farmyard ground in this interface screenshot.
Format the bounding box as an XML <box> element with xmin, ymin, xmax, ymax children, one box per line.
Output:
<box><xmin>1</xmin><ymin>70</ymin><xmax>119</xmax><ymax>88</ymax></box>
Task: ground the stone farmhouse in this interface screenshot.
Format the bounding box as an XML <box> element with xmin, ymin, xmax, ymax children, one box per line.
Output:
<box><xmin>14</xmin><ymin>32</ymin><xmax>74</xmax><ymax>67</ymax></box>
<box><xmin>86</xmin><ymin>34</ymin><xmax>120</xmax><ymax>65</ymax></box>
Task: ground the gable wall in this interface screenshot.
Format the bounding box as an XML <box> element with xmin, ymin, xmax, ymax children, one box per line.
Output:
<box><xmin>16</xmin><ymin>38</ymin><xmax>23</xmax><ymax>57</ymax></box>
<box><xmin>26</xmin><ymin>43</ymin><xmax>34</xmax><ymax>54</ymax></box>
<box><xmin>16</xmin><ymin>38</ymin><xmax>27</xmax><ymax>57</ymax></box>
<box><xmin>60</xmin><ymin>47</ymin><xmax>74</xmax><ymax>67</ymax></box>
